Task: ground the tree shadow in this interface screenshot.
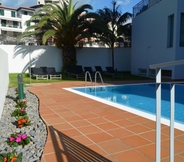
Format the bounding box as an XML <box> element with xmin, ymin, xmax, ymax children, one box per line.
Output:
<box><xmin>13</xmin><ymin>45</ymin><xmax>46</xmax><ymax>73</ymax></box>
<box><xmin>48</xmin><ymin>126</ymin><xmax>112</xmax><ymax>162</ymax></box>
<box><xmin>13</xmin><ymin>45</ymin><xmax>38</xmax><ymax>73</ymax></box>
<box><xmin>13</xmin><ymin>45</ymin><xmax>30</xmax><ymax>59</ymax></box>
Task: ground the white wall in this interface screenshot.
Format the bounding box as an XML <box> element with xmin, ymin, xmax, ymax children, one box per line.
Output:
<box><xmin>77</xmin><ymin>48</ymin><xmax>131</xmax><ymax>72</ymax></box>
<box><xmin>0</xmin><ymin>48</ymin><xmax>9</xmax><ymax>119</ymax></box>
<box><xmin>21</xmin><ymin>15</ymin><xmax>32</xmax><ymax>31</ymax></box>
<box><xmin>0</xmin><ymin>45</ymin><xmax>131</xmax><ymax>73</ymax></box>
<box><xmin>173</xmin><ymin>0</ymin><xmax>184</xmax><ymax>79</ymax></box>
<box><xmin>131</xmin><ymin>0</ymin><xmax>184</xmax><ymax>79</ymax></box>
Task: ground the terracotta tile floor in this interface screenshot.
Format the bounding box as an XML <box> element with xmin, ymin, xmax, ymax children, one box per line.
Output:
<box><xmin>29</xmin><ymin>81</ymin><xmax>184</xmax><ymax>162</ymax></box>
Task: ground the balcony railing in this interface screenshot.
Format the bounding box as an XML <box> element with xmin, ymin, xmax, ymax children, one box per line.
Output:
<box><xmin>133</xmin><ymin>0</ymin><xmax>161</xmax><ymax>17</ymax></box>
<box><xmin>0</xmin><ymin>24</ymin><xmax>21</xmax><ymax>29</ymax></box>
<box><xmin>133</xmin><ymin>0</ymin><xmax>148</xmax><ymax>17</ymax></box>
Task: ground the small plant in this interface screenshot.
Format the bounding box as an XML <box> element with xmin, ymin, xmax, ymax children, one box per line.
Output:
<box><xmin>7</xmin><ymin>133</ymin><xmax>30</xmax><ymax>147</ymax></box>
<box><xmin>0</xmin><ymin>150</ymin><xmax>22</xmax><ymax>162</ymax></box>
<box><xmin>11</xmin><ymin>108</ymin><xmax>27</xmax><ymax>118</ymax></box>
<box><xmin>15</xmin><ymin>100</ymin><xmax>27</xmax><ymax>108</ymax></box>
<box><xmin>17</xmin><ymin>116</ymin><xmax>31</xmax><ymax>128</ymax></box>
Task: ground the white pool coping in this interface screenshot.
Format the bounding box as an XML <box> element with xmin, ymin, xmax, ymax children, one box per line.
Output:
<box><xmin>64</xmin><ymin>84</ymin><xmax>184</xmax><ymax>131</ymax></box>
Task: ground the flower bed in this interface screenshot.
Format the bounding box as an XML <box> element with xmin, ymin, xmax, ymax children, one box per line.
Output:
<box><xmin>0</xmin><ymin>87</ymin><xmax>47</xmax><ymax>161</ymax></box>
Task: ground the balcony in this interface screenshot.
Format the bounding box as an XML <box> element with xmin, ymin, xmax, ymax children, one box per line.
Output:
<box><xmin>0</xmin><ymin>24</ymin><xmax>22</xmax><ymax>32</ymax></box>
<box><xmin>133</xmin><ymin>0</ymin><xmax>161</xmax><ymax>17</ymax></box>
<box><xmin>133</xmin><ymin>0</ymin><xmax>148</xmax><ymax>17</ymax></box>
<box><xmin>0</xmin><ymin>15</ymin><xmax>21</xmax><ymax>22</ymax></box>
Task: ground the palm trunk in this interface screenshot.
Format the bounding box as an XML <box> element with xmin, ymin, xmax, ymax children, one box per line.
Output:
<box><xmin>62</xmin><ymin>46</ymin><xmax>76</xmax><ymax>68</ymax></box>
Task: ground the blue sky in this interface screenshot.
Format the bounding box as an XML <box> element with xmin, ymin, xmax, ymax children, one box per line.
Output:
<box><xmin>1</xmin><ymin>0</ymin><xmax>140</xmax><ymax>13</ymax></box>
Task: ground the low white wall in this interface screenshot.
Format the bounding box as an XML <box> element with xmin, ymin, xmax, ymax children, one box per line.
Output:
<box><xmin>0</xmin><ymin>45</ymin><xmax>131</xmax><ymax>73</ymax></box>
<box><xmin>0</xmin><ymin>48</ymin><xmax>9</xmax><ymax>119</ymax></box>
<box><xmin>77</xmin><ymin>47</ymin><xmax>131</xmax><ymax>71</ymax></box>
<box><xmin>0</xmin><ymin>45</ymin><xmax>62</xmax><ymax>73</ymax></box>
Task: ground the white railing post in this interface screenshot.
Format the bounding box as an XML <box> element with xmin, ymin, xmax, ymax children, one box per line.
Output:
<box><xmin>170</xmin><ymin>83</ymin><xmax>175</xmax><ymax>162</ymax></box>
<box><xmin>156</xmin><ymin>67</ymin><xmax>161</xmax><ymax>162</ymax></box>
<box><xmin>150</xmin><ymin>59</ymin><xmax>184</xmax><ymax>162</ymax></box>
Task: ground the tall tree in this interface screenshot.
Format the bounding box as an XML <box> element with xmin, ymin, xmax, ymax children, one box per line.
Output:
<box><xmin>97</xmin><ymin>0</ymin><xmax>132</xmax><ymax>68</ymax></box>
<box><xmin>21</xmin><ymin>0</ymin><xmax>102</xmax><ymax>69</ymax></box>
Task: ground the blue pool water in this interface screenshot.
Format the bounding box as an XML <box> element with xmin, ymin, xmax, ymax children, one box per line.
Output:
<box><xmin>72</xmin><ymin>83</ymin><xmax>184</xmax><ymax>124</ymax></box>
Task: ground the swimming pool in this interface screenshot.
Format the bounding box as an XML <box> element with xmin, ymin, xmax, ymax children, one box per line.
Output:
<box><xmin>65</xmin><ymin>83</ymin><xmax>184</xmax><ymax>129</ymax></box>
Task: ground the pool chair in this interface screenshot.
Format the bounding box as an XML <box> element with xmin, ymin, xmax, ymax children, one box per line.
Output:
<box><xmin>46</xmin><ymin>67</ymin><xmax>62</xmax><ymax>80</ymax></box>
<box><xmin>65</xmin><ymin>66</ymin><xmax>73</xmax><ymax>76</ymax></box>
<box><xmin>95</xmin><ymin>66</ymin><xmax>106</xmax><ymax>76</ymax></box>
<box><xmin>40</xmin><ymin>66</ymin><xmax>48</xmax><ymax>74</ymax></box>
<box><xmin>105</xmin><ymin>67</ymin><xmax>123</xmax><ymax>78</ymax></box>
<box><xmin>32</xmin><ymin>67</ymin><xmax>48</xmax><ymax>80</ymax></box>
<box><xmin>84</xmin><ymin>67</ymin><xmax>95</xmax><ymax>78</ymax></box>
<box><xmin>70</xmin><ymin>65</ymin><xmax>85</xmax><ymax>79</ymax></box>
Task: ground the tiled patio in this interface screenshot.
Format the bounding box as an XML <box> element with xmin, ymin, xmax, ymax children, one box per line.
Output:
<box><xmin>29</xmin><ymin>81</ymin><xmax>184</xmax><ymax>162</ymax></box>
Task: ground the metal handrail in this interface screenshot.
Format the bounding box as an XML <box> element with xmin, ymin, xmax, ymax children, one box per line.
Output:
<box><xmin>85</xmin><ymin>71</ymin><xmax>93</xmax><ymax>87</ymax></box>
<box><xmin>94</xmin><ymin>71</ymin><xmax>105</xmax><ymax>89</ymax></box>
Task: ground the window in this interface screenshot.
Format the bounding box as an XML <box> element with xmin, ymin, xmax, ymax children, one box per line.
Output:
<box><xmin>180</xmin><ymin>13</ymin><xmax>184</xmax><ymax>47</ymax></box>
<box><xmin>24</xmin><ymin>11</ymin><xmax>28</xmax><ymax>15</ymax></box>
<box><xmin>13</xmin><ymin>21</ymin><xmax>18</xmax><ymax>28</ymax></box>
<box><xmin>0</xmin><ymin>9</ymin><xmax>4</xmax><ymax>16</ymax></box>
<box><xmin>11</xmin><ymin>11</ymin><xmax>15</xmax><ymax>17</ymax></box>
<box><xmin>167</xmin><ymin>14</ymin><xmax>174</xmax><ymax>47</ymax></box>
<box><xmin>1</xmin><ymin>19</ymin><xmax>6</xmax><ymax>27</ymax></box>
<box><xmin>27</xmin><ymin>22</ymin><xmax>30</xmax><ymax>27</ymax></box>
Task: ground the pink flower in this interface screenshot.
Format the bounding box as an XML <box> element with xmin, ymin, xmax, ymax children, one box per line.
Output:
<box><xmin>10</xmin><ymin>137</ymin><xmax>15</xmax><ymax>142</ymax></box>
<box><xmin>21</xmin><ymin>134</ymin><xmax>27</xmax><ymax>139</ymax></box>
<box><xmin>21</xmin><ymin>108</ymin><xmax>24</xmax><ymax>112</ymax></box>
<box><xmin>16</xmin><ymin>137</ymin><xmax>22</xmax><ymax>143</ymax></box>
<box><xmin>17</xmin><ymin>134</ymin><xmax>21</xmax><ymax>137</ymax></box>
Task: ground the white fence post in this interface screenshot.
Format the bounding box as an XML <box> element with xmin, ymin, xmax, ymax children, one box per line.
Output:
<box><xmin>170</xmin><ymin>83</ymin><xmax>175</xmax><ymax>162</ymax></box>
<box><xmin>156</xmin><ymin>67</ymin><xmax>161</xmax><ymax>162</ymax></box>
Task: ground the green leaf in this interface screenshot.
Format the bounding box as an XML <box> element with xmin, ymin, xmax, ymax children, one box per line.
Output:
<box><xmin>0</xmin><ymin>156</ymin><xmax>4</xmax><ymax>162</ymax></box>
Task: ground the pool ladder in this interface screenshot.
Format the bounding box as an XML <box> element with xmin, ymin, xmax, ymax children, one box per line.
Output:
<box><xmin>85</xmin><ymin>71</ymin><xmax>105</xmax><ymax>90</ymax></box>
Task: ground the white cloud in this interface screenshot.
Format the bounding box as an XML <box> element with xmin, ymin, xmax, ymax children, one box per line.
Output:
<box><xmin>117</xmin><ymin>0</ymin><xmax>130</xmax><ymax>5</ymax></box>
<box><xmin>90</xmin><ymin>0</ymin><xmax>100</xmax><ymax>6</ymax></box>
<box><xmin>1</xmin><ymin>0</ymin><xmax>37</xmax><ymax>8</ymax></box>
<box><xmin>17</xmin><ymin>0</ymin><xmax>28</xmax><ymax>7</ymax></box>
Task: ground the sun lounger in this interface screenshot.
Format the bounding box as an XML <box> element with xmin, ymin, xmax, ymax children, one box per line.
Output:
<box><xmin>95</xmin><ymin>66</ymin><xmax>106</xmax><ymax>76</ymax></box>
<box><xmin>46</xmin><ymin>67</ymin><xmax>62</xmax><ymax>80</ymax></box>
<box><xmin>105</xmin><ymin>67</ymin><xmax>123</xmax><ymax>78</ymax></box>
<box><xmin>84</xmin><ymin>67</ymin><xmax>95</xmax><ymax>78</ymax></box>
<box><xmin>32</xmin><ymin>67</ymin><xmax>48</xmax><ymax>80</ymax></box>
<box><xmin>40</xmin><ymin>66</ymin><xmax>48</xmax><ymax>74</ymax></box>
<box><xmin>70</xmin><ymin>65</ymin><xmax>85</xmax><ymax>79</ymax></box>
<box><xmin>65</xmin><ymin>66</ymin><xmax>73</xmax><ymax>76</ymax></box>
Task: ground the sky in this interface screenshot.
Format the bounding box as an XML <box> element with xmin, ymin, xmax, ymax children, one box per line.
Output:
<box><xmin>1</xmin><ymin>0</ymin><xmax>140</xmax><ymax>13</ymax></box>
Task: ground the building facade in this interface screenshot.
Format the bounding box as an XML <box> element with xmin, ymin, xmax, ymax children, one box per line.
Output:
<box><xmin>0</xmin><ymin>3</ymin><xmax>35</xmax><ymax>44</ymax></box>
<box><xmin>131</xmin><ymin>0</ymin><xmax>184</xmax><ymax>79</ymax></box>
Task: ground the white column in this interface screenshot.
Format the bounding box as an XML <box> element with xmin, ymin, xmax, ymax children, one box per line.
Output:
<box><xmin>170</xmin><ymin>83</ymin><xmax>175</xmax><ymax>162</ymax></box>
<box><xmin>156</xmin><ymin>67</ymin><xmax>161</xmax><ymax>162</ymax></box>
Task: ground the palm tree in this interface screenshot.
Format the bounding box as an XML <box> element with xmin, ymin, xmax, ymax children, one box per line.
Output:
<box><xmin>97</xmin><ymin>0</ymin><xmax>132</xmax><ymax>68</ymax></box>
<box><xmin>21</xmin><ymin>0</ymin><xmax>102</xmax><ymax>69</ymax></box>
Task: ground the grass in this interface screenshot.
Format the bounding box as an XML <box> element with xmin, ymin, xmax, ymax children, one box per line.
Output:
<box><xmin>9</xmin><ymin>72</ymin><xmax>153</xmax><ymax>88</ymax></box>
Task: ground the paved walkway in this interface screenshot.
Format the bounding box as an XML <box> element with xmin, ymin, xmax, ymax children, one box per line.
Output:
<box><xmin>29</xmin><ymin>81</ymin><xmax>184</xmax><ymax>162</ymax></box>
